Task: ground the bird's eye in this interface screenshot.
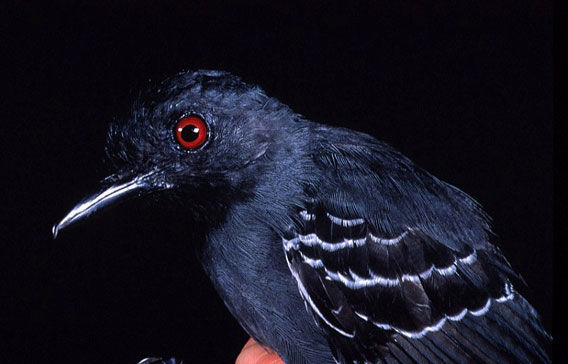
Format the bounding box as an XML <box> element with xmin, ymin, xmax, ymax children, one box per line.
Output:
<box><xmin>174</xmin><ymin>115</ymin><xmax>208</xmax><ymax>150</ymax></box>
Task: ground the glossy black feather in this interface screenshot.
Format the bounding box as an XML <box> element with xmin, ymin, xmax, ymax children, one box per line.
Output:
<box><xmin>282</xmin><ymin>124</ymin><xmax>550</xmax><ymax>363</ymax></box>
<box><xmin>90</xmin><ymin>70</ymin><xmax>550</xmax><ymax>363</ymax></box>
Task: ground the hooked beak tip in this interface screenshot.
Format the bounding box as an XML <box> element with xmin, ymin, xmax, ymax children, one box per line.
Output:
<box><xmin>52</xmin><ymin>223</ymin><xmax>60</xmax><ymax>239</ymax></box>
<box><xmin>51</xmin><ymin>169</ymin><xmax>169</xmax><ymax>239</ymax></box>
<box><xmin>52</xmin><ymin>212</ymin><xmax>73</xmax><ymax>239</ymax></box>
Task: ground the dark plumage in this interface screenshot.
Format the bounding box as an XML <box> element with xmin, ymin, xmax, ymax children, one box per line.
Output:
<box><xmin>53</xmin><ymin>70</ymin><xmax>551</xmax><ymax>364</ymax></box>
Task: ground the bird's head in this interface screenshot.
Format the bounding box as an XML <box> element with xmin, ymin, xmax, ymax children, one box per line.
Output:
<box><xmin>53</xmin><ymin>70</ymin><xmax>303</xmax><ymax>238</ymax></box>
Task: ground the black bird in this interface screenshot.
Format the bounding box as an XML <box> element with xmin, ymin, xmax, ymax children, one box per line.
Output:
<box><xmin>53</xmin><ymin>70</ymin><xmax>551</xmax><ymax>364</ymax></box>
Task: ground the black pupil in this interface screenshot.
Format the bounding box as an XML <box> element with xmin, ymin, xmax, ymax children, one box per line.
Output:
<box><xmin>181</xmin><ymin>124</ymin><xmax>200</xmax><ymax>142</ymax></box>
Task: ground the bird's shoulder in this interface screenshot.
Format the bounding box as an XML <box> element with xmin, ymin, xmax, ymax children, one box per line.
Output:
<box><xmin>305</xmin><ymin>124</ymin><xmax>490</xmax><ymax>252</ymax></box>
<box><xmin>278</xmin><ymin>125</ymin><xmax>550</xmax><ymax>363</ymax></box>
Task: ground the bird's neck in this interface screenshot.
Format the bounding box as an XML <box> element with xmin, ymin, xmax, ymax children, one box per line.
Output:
<box><xmin>199</xmin><ymin>157</ymin><xmax>313</xmax><ymax>280</ymax></box>
<box><xmin>197</xmin><ymin>129</ymin><xmax>316</xmax><ymax>324</ymax></box>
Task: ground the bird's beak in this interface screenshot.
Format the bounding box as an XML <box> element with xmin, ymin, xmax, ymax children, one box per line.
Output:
<box><xmin>52</xmin><ymin>170</ymin><xmax>172</xmax><ymax>238</ymax></box>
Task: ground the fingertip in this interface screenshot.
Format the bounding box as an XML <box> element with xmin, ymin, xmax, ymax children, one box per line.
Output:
<box><xmin>241</xmin><ymin>337</ymin><xmax>258</xmax><ymax>351</ymax></box>
<box><xmin>236</xmin><ymin>338</ymin><xmax>283</xmax><ymax>364</ymax></box>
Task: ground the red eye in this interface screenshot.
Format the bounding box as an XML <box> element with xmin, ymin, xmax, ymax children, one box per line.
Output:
<box><xmin>174</xmin><ymin>115</ymin><xmax>208</xmax><ymax>150</ymax></box>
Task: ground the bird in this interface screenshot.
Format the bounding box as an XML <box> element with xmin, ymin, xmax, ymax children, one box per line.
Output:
<box><xmin>53</xmin><ymin>70</ymin><xmax>551</xmax><ymax>364</ymax></box>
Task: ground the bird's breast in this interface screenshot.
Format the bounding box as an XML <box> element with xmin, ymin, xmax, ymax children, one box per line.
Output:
<box><xmin>198</xmin><ymin>216</ymin><xmax>332</xmax><ymax>362</ymax></box>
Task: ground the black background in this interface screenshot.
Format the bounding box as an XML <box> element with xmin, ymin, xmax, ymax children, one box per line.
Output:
<box><xmin>2</xmin><ymin>1</ymin><xmax>554</xmax><ymax>363</ymax></box>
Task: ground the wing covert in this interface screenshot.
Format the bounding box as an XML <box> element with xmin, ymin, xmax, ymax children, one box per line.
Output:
<box><xmin>283</xmin><ymin>206</ymin><xmax>545</xmax><ymax>363</ymax></box>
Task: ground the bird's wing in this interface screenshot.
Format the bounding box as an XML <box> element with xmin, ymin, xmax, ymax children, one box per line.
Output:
<box><xmin>282</xmin><ymin>138</ymin><xmax>550</xmax><ymax>364</ymax></box>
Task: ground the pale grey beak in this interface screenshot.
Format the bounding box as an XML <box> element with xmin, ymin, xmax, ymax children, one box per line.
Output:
<box><xmin>52</xmin><ymin>170</ymin><xmax>172</xmax><ymax>238</ymax></box>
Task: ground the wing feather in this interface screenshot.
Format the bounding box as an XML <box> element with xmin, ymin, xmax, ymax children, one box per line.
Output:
<box><xmin>283</xmin><ymin>207</ymin><xmax>549</xmax><ymax>363</ymax></box>
<box><xmin>282</xmin><ymin>136</ymin><xmax>549</xmax><ymax>363</ymax></box>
